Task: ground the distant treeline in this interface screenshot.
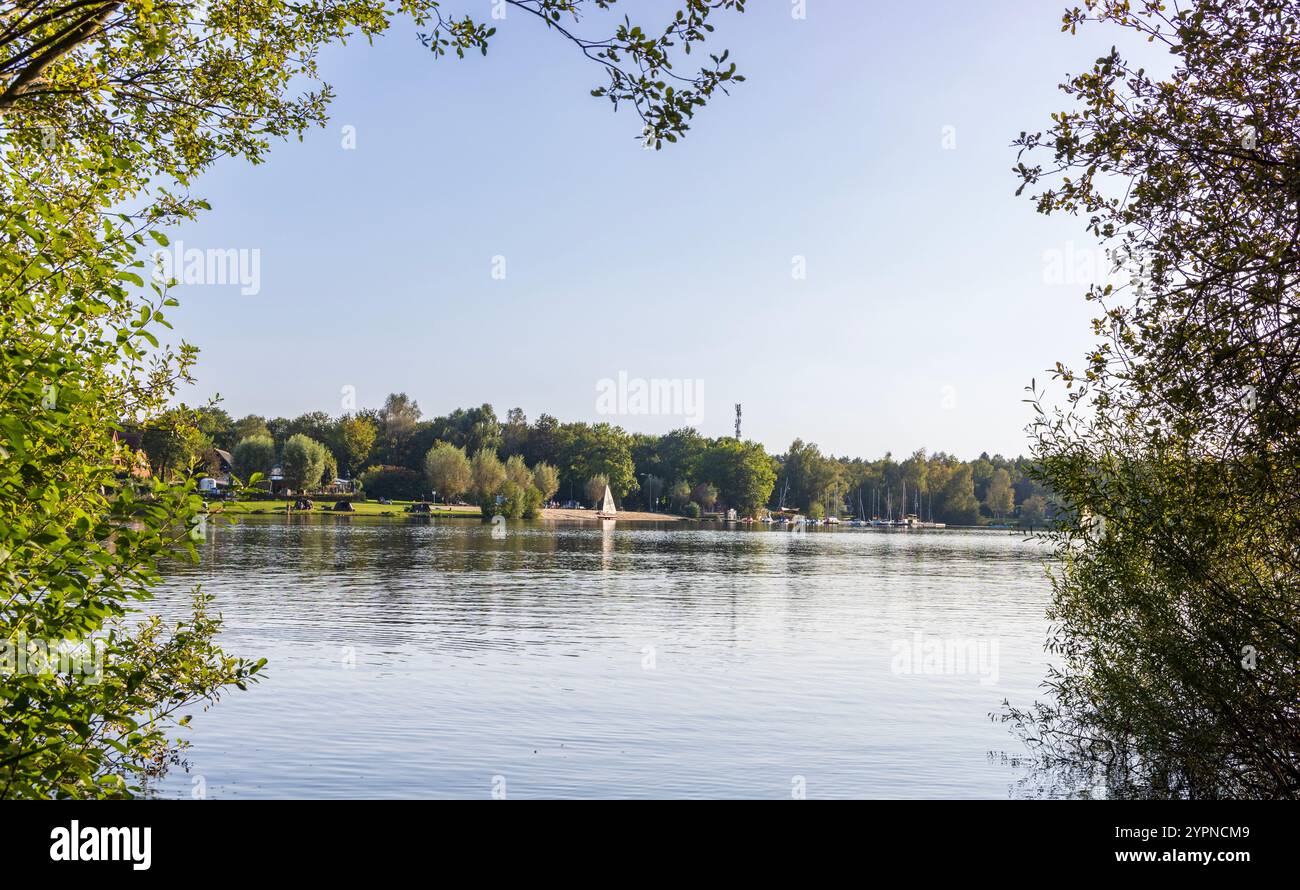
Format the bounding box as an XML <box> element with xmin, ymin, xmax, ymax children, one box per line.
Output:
<box><xmin>129</xmin><ymin>394</ymin><xmax>1052</xmax><ymax>523</ymax></box>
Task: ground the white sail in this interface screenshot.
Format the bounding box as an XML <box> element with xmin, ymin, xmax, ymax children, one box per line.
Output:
<box><xmin>601</xmin><ymin>485</ymin><xmax>616</xmax><ymax>515</ymax></box>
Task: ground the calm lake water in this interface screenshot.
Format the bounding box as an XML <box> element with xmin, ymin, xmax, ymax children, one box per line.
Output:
<box><xmin>147</xmin><ymin>518</ymin><xmax>1055</xmax><ymax>799</ymax></box>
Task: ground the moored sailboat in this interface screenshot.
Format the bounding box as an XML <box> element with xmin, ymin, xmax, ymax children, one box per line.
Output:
<box><xmin>596</xmin><ymin>484</ymin><xmax>617</xmax><ymax>520</ymax></box>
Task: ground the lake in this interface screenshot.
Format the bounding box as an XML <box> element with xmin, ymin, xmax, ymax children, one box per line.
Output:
<box><xmin>147</xmin><ymin>518</ymin><xmax>1055</xmax><ymax>799</ymax></box>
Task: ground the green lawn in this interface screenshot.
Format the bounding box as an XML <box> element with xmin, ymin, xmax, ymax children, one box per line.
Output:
<box><xmin>212</xmin><ymin>499</ymin><xmax>482</xmax><ymax>518</ymax></box>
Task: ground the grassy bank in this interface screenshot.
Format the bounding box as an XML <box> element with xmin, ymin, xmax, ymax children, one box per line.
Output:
<box><xmin>208</xmin><ymin>500</ymin><xmax>689</xmax><ymax>522</ymax></box>
<box><xmin>211</xmin><ymin>499</ymin><xmax>482</xmax><ymax>518</ymax></box>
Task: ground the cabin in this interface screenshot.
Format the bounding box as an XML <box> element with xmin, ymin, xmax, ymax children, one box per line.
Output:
<box><xmin>269</xmin><ymin>464</ymin><xmax>288</xmax><ymax>496</ymax></box>
<box><xmin>211</xmin><ymin>448</ymin><xmax>234</xmax><ymax>475</ymax></box>
<box><xmin>199</xmin><ymin>447</ymin><xmax>235</xmax><ymax>490</ymax></box>
<box><xmin>110</xmin><ymin>431</ymin><xmax>151</xmax><ymax>480</ymax></box>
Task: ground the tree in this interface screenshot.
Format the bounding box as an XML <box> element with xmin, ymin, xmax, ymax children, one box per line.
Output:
<box><xmin>1007</xmin><ymin>0</ymin><xmax>1300</xmax><ymax>797</ymax></box>
<box><xmin>470</xmin><ymin>447</ymin><xmax>506</xmax><ymax>500</ymax></box>
<box><xmin>691</xmin><ymin>482</ymin><xmax>719</xmax><ymax>512</ymax></box>
<box><xmin>232</xmin><ymin>435</ymin><xmax>277</xmax><ymax>481</ymax></box>
<box><xmin>567</xmin><ymin>423</ymin><xmax>637</xmax><ymax>501</ymax></box>
<box><xmin>430</xmin><ymin>404</ymin><xmax>502</xmax><ymax>455</ymax></box>
<box><xmin>934</xmin><ymin>464</ymin><xmax>980</xmax><ymax>526</ymax></box>
<box><xmin>668</xmin><ymin>479</ymin><xmax>692</xmax><ymax>511</ymax></box>
<box><xmin>140</xmin><ymin>410</ymin><xmax>211</xmax><ymax>481</ymax></box>
<box><xmin>1019</xmin><ymin>494</ymin><xmax>1048</xmax><ymax>527</ymax></box>
<box><xmin>501</xmin><ymin>407</ymin><xmax>529</xmax><ymax>457</ymax></box>
<box><xmin>585</xmin><ymin>474</ymin><xmax>610</xmax><ymax>507</ymax></box>
<box><xmin>504</xmin><ymin>454</ymin><xmax>533</xmax><ymax>490</ymax></box>
<box><xmin>984</xmin><ymin>468</ymin><xmax>1014</xmax><ymax>519</ymax></box>
<box><xmin>287</xmin><ymin>411</ymin><xmax>336</xmax><ymax>449</ymax></box>
<box><xmin>523</xmin><ymin>413</ymin><xmax>570</xmax><ymax>469</ymax></box>
<box><xmin>970</xmin><ymin>454</ymin><xmax>994</xmax><ymax>504</ymax></box>
<box><xmin>424</xmin><ymin>442</ymin><xmax>472</xmax><ymax>504</ymax></box>
<box><xmin>697</xmin><ymin>439</ymin><xmax>777</xmax><ymax>517</ymax></box>
<box><xmin>379</xmin><ymin>393</ymin><xmax>421</xmax><ymax>429</ymax></box>
<box><xmin>778</xmin><ymin>439</ymin><xmax>836</xmax><ymax>513</ymax></box>
<box><xmin>266</xmin><ymin>417</ymin><xmax>293</xmax><ymax>452</ymax></box>
<box><xmin>195</xmin><ymin>406</ymin><xmax>237</xmax><ymax>450</ymax></box>
<box><xmin>281</xmin><ymin>433</ymin><xmax>329</xmax><ymax>493</ymax></box>
<box><xmin>234</xmin><ymin>415</ymin><xmax>273</xmax><ymax>441</ymax></box>
<box><xmin>466</xmin><ymin>447</ymin><xmax>507</xmax><ymax>519</ymax></box>
<box><xmin>0</xmin><ymin>189</ymin><xmax>263</xmax><ymax>797</ymax></box>
<box><xmin>655</xmin><ymin>427</ymin><xmax>708</xmax><ymax>485</ymax></box>
<box><xmin>336</xmin><ymin>414</ymin><xmax>378</xmax><ymax>477</ymax></box>
<box><xmin>359</xmin><ymin>466</ymin><xmax>425</xmax><ymax>501</ymax></box>
<box><xmin>532</xmin><ymin>462</ymin><xmax>560</xmax><ymax>503</ymax></box>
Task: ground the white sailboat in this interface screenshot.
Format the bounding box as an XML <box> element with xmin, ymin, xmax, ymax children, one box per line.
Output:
<box><xmin>596</xmin><ymin>484</ymin><xmax>617</xmax><ymax>519</ymax></box>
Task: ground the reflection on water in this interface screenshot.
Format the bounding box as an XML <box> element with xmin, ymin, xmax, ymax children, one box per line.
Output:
<box><xmin>147</xmin><ymin>517</ymin><xmax>1053</xmax><ymax>799</ymax></box>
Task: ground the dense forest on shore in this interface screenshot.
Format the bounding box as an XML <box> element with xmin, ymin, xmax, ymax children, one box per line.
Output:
<box><xmin>126</xmin><ymin>394</ymin><xmax>1052</xmax><ymax>524</ymax></box>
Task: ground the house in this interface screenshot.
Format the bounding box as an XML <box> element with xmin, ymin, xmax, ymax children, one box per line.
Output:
<box><xmin>110</xmin><ymin>431</ymin><xmax>151</xmax><ymax>480</ymax></box>
<box><xmin>202</xmin><ymin>447</ymin><xmax>235</xmax><ymax>488</ymax></box>
<box><xmin>211</xmin><ymin>448</ymin><xmax>234</xmax><ymax>475</ymax></box>
<box><xmin>269</xmin><ymin>464</ymin><xmax>288</xmax><ymax>496</ymax></box>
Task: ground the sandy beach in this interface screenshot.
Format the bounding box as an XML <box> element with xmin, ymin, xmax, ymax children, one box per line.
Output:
<box><xmin>540</xmin><ymin>507</ymin><xmax>682</xmax><ymax>522</ymax></box>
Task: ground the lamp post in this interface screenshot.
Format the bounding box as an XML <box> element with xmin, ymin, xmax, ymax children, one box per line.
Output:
<box><xmin>639</xmin><ymin>473</ymin><xmax>650</xmax><ymax>512</ymax></box>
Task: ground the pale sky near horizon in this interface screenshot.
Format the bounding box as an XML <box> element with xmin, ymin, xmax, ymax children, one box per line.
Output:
<box><xmin>162</xmin><ymin>0</ymin><xmax>1159</xmax><ymax>460</ymax></box>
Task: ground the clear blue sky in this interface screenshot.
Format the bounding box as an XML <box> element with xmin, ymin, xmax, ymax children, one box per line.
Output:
<box><xmin>164</xmin><ymin>1</ymin><xmax>1150</xmax><ymax>459</ymax></box>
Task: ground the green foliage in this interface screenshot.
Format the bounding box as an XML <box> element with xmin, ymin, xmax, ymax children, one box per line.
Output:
<box><xmin>0</xmin><ymin>187</ymin><xmax>263</xmax><ymax>797</ymax></box>
<box><xmin>568</xmin><ymin>424</ymin><xmax>637</xmax><ymax>501</ymax></box>
<box><xmin>585</xmin><ymin>474</ymin><xmax>610</xmax><ymax>507</ymax></box>
<box><xmin>336</xmin><ymin>414</ymin><xmax>378</xmax><ymax>478</ymax></box>
<box><xmin>465</xmin><ymin>451</ymin><xmax>545</xmax><ymax>519</ymax></box>
<box><xmin>682</xmin><ymin>501</ymin><xmax>702</xmax><ymax>520</ymax></box>
<box><xmin>280</xmin><ymin>433</ymin><xmax>330</xmax><ymax>493</ymax></box>
<box><xmin>490</xmin><ymin>480</ymin><xmax>543</xmax><ymax>520</ymax></box>
<box><xmin>1006</xmin><ymin>0</ymin><xmax>1300</xmax><ymax>798</ymax></box>
<box><xmin>178</xmin><ymin>396</ymin><xmax>1054</xmax><ymax>526</ymax></box>
<box><xmin>691</xmin><ymin>482</ymin><xmax>718</xmax><ymax>512</ymax></box>
<box><xmin>423</xmin><ymin>442</ymin><xmax>472</xmax><ymax>503</ymax></box>
<box><xmin>194</xmin><ymin>406</ymin><xmax>237</xmax><ymax>450</ymax></box>
<box><xmin>232</xmin><ymin>435</ymin><xmax>277</xmax><ymax>481</ymax></box>
<box><xmin>430</xmin><ymin>404</ymin><xmax>502</xmax><ymax>456</ymax></box>
<box><xmin>138</xmin><ymin>410</ymin><xmax>211</xmax><ymax>481</ymax></box>
<box><xmin>358</xmin><ymin>466</ymin><xmax>425</xmax><ymax>501</ymax></box>
<box><xmin>470</xmin><ymin>447</ymin><xmax>506</xmax><ymax>501</ymax></box>
<box><xmin>504</xmin><ymin>454</ymin><xmax>533</xmax><ymax>490</ymax></box>
<box><xmin>233</xmin><ymin>415</ymin><xmax>273</xmax><ymax>442</ymax></box>
<box><xmin>934</xmin><ymin>464</ymin><xmax>980</xmax><ymax>526</ymax></box>
<box><xmin>696</xmin><ymin>438</ymin><xmax>776</xmax><ymax>517</ymax></box>
<box><xmin>984</xmin><ymin>468</ymin><xmax>1014</xmax><ymax>519</ymax></box>
<box><xmin>531</xmin><ymin>462</ymin><xmax>560</xmax><ymax>502</ymax></box>
<box><xmin>1020</xmin><ymin>494</ymin><xmax>1048</xmax><ymax>526</ymax></box>
<box><xmin>668</xmin><ymin>479</ymin><xmax>692</xmax><ymax>509</ymax></box>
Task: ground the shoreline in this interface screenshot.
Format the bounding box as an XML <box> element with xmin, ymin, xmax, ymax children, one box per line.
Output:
<box><xmin>540</xmin><ymin>507</ymin><xmax>681</xmax><ymax>522</ymax></box>
<box><xmin>210</xmin><ymin>500</ymin><xmax>681</xmax><ymax>522</ymax></box>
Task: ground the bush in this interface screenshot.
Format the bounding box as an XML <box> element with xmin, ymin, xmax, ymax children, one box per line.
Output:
<box><xmin>477</xmin><ymin>480</ymin><xmax>544</xmax><ymax>520</ymax></box>
<box><xmin>683</xmin><ymin>501</ymin><xmax>702</xmax><ymax>519</ymax></box>
<box><xmin>281</xmin><ymin>433</ymin><xmax>330</xmax><ymax>492</ymax></box>
<box><xmin>359</xmin><ymin>465</ymin><xmax>425</xmax><ymax>501</ymax></box>
<box><xmin>520</xmin><ymin>485</ymin><xmax>544</xmax><ymax>519</ymax></box>
<box><xmin>232</xmin><ymin>434</ymin><xmax>276</xmax><ymax>480</ymax></box>
<box><xmin>498</xmin><ymin>481</ymin><xmax>526</xmax><ymax>519</ymax></box>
